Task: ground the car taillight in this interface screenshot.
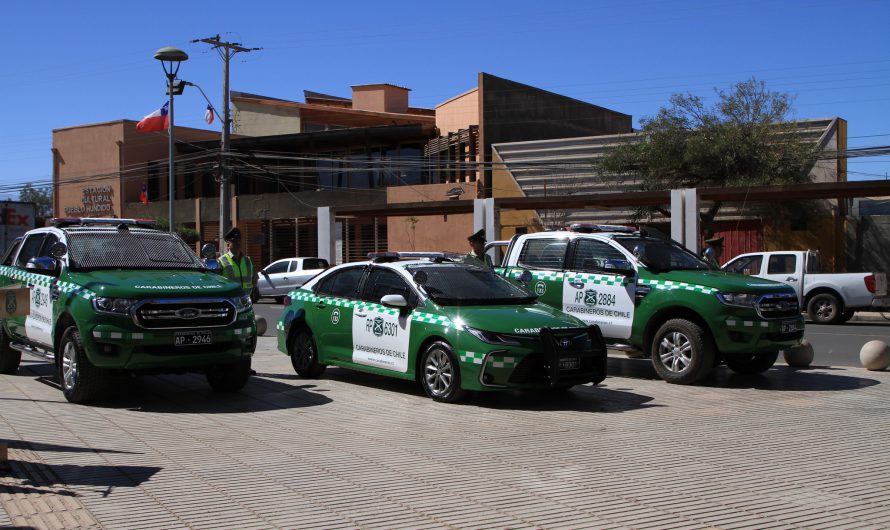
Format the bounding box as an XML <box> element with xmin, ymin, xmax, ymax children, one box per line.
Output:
<box><xmin>865</xmin><ymin>274</ymin><xmax>876</xmax><ymax>294</ymax></box>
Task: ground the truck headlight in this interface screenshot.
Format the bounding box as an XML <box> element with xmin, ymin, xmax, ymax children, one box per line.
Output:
<box><xmin>716</xmin><ymin>293</ymin><xmax>759</xmax><ymax>308</ymax></box>
<box><xmin>231</xmin><ymin>294</ymin><xmax>252</xmax><ymax>312</ymax></box>
<box><xmin>464</xmin><ymin>326</ymin><xmax>520</xmax><ymax>346</ymax></box>
<box><xmin>93</xmin><ymin>297</ymin><xmax>136</xmax><ymax>315</ymax></box>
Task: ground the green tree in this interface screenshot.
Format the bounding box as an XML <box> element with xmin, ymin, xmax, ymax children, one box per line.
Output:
<box><xmin>598</xmin><ymin>78</ymin><xmax>818</xmax><ymax>231</ymax></box>
<box><xmin>18</xmin><ymin>183</ymin><xmax>53</xmax><ymax>218</ymax></box>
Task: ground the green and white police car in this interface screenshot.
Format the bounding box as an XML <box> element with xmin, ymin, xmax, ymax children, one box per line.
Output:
<box><xmin>276</xmin><ymin>252</ymin><xmax>607</xmax><ymax>402</ymax></box>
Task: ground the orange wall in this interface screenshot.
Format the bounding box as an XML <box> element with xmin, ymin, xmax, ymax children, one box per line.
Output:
<box><xmin>436</xmin><ymin>88</ymin><xmax>479</xmax><ymax>135</ymax></box>
<box><xmin>386</xmin><ymin>182</ymin><xmax>479</xmax><ymax>254</ymax></box>
<box><xmin>53</xmin><ymin>122</ymin><xmax>125</xmax><ymax>217</ymax></box>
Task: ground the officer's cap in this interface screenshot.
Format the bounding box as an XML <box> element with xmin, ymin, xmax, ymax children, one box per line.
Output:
<box><xmin>224</xmin><ymin>227</ymin><xmax>242</xmax><ymax>242</ymax></box>
<box><xmin>704</xmin><ymin>236</ymin><xmax>724</xmax><ymax>246</ymax></box>
<box><xmin>468</xmin><ymin>229</ymin><xmax>486</xmax><ymax>243</ymax></box>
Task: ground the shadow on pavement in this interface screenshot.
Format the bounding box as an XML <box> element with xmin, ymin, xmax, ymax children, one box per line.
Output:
<box><xmin>16</xmin><ymin>356</ymin><xmax>333</xmax><ymax>413</ymax></box>
<box><xmin>320</xmin><ymin>367</ymin><xmax>656</xmax><ymax>413</ymax></box>
<box><xmin>5</xmin><ymin>440</ymin><xmax>140</xmax><ymax>455</ymax></box>
<box><xmin>608</xmin><ymin>357</ymin><xmax>881</xmax><ymax>391</ymax></box>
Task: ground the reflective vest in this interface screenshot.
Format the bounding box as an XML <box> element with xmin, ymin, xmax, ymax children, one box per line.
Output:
<box><xmin>219</xmin><ymin>252</ymin><xmax>254</xmax><ymax>291</ymax></box>
<box><xmin>465</xmin><ymin>251</ymin><xmax>493</xmax><ymax>269</ymax></box>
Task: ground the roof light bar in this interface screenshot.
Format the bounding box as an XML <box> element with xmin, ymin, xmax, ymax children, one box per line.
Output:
<box><xmin>567</xmin><ymin>223</ymin><xmax>636</xmax><ymax>234</ymax></box>
<box><xmin>49</xmin><ymin>218</ymin><xmax>158</xmax><ymax>228</ymax></box>
<box><xmin>368</xmin><ymin>251</ymin><xmax>463</xmax><ymax>263</ymax></box>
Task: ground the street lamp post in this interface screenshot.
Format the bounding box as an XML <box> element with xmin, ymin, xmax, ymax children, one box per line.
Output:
<box><xmin>153</xmin><ymin>47</ymin><xmax>188</xmax><ymax>233</ymax></box>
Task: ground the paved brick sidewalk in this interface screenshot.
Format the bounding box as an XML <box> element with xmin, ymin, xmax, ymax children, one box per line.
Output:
<box><xmin>1</xmin><ymin>337</ymin><xmax>889</xmax><ymax>529</ymax></box>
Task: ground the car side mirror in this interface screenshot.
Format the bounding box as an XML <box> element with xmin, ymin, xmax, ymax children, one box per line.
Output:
<box><xmin>27</xmin><ymin>256</ymin><xmax>60</xmax><ymax>275</ymax></box>
<box><xmin>48</xmin><ymin>241</ymin><xmax>68</xmax><ymax>258</ymax></box>
<box><xmin>518</xmin><ymin>269</ymin><xmax>533</xmax><ymax>286</ymax></box>
<box><xmin>201</xmin><ymin>243</ymin><xmax>217</xmax><ymax>259</ymax></box>
<box><xmin>380</xmin><ymin>294</ymin><xmax>408</xmax><ymax>309</ymax></box>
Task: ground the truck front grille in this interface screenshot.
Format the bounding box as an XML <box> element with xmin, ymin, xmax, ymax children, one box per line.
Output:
<box><xmin>756</xmin><ymin>293</ymin><xmax>800</xmax><ymax>319</ymax></box>
<box><xmin>133</xmin><ymin>299</ymin><xmax>236</xmax><ymax>329</ymax></box>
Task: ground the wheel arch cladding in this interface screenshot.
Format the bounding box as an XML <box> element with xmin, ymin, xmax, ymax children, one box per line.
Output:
<box><xmin>643</xmin><ymin>306</ymin><xmax>711</xmax><ymax>355</ymax></box>
<box><xmin>414</xmin><ymin>335</ymin><xmax>452</xmax><ymax>382</ymax></box>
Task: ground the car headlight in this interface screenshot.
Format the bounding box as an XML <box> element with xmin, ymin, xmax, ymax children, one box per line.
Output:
<box><xmin>231</xmin><ymin>294</ymin><xmax>252</xmax><ymax>312</ymax></box>
<box><xmin>716</xmin><ymin>293</ymin><xmax>760</xmax><ymax>308</ymax></box>
<box><xmin>93</xmin><ymin>297</ymin><xmax>136</xmax><ymax>315</ymax></box>
<box><xmin>464</xmin><ymin>326</ymin><xmax>520</xmax><ymax>346</ymax></box>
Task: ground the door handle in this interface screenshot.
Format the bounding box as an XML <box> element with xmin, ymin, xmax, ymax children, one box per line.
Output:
<box><xmin>315</xmin><ymin>303</ymin><xmax>326</xmax><ymax>309</ymax></box>
<box><xmin>786</xmin><ymin>277</ymin><xmax>798</xmax><ymax>282</ymax></box>
<box><xmin>569</xmin><ymin>281</ymin><xmax>585</xmax><ymax>289</ymax></box>
<box><xmin>355</xmin><ymin>312</ymin><xmax>366</xmax><ymax>318</ymax></box>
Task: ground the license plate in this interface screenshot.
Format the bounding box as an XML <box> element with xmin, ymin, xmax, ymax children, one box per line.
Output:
<box><xmin>174</xmin><ymin>330</ymin><xmax>212</xmax><ymax>346</ymax></box>
<box><xmin>559</xmin><ymin>357</ymin><xmax>580</xmax><ymax>371</ymax></box>
<box><xmin>780</xmin><ymin>320</ymin><xmax>798</xmax><ymax>333</ymax></box>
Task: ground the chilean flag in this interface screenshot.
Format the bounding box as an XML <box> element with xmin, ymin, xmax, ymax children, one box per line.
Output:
<box><xmin>140</xmin><ymin>184</ymin><xmax>149</xmax><ymax>205</ymax></box>
<box><xmin>204</xmin><ymin>104</ymin><xmax>214</xmax><ymax>125</ymax></box>
<box><xmin>136</xmin><ymin>102</ymin><xmax>169</xmax><ymax>133</ymax></box>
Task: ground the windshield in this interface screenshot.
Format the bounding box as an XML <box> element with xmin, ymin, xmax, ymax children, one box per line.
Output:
<box><xmin>615</xmin><ymin>237</ymin><xmax>710</xmax><ymax>271</ymax></box>
<box><xmin>408</xmin><ymin>264</ymin><xmax>536</xmax><ymax>306</ymax></box>
<box><xmin>66</xmin><ymin>230</ymin><xmax>206</xmax><ymax>271</ymax></box>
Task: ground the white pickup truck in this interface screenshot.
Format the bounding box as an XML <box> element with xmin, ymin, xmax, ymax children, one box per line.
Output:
<box><xmin>252</xmin><ymin>257</ymin><xmax>329</xmax><ymax>302</ymax></box>
<box><xmin>722</xmin><ymin>250</ymin><xmax>888</xmax><ymax>324</ymax></box>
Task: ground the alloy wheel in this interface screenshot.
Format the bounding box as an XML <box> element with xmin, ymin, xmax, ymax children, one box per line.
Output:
<box><xmin>658</xmin><ymin>331</ymin><xmax>693</xmax><ymax>373</ymax></box>
<box><xmin>424</xmin><ymin>348</ymin><xmax>453</xmax><ymax>397</ymax></box>
<box><xmin>295</xmin><ymin>334</ymin><xmax>314</xmax><ymax>372</ymax></box>
<box><xmin>62</xmin><ymin>341</ymin><xmax>78</xmax><ymax>390</ymax></box>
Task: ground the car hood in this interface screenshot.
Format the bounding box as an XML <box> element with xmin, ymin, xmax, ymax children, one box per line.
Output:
<box><xmin>65</xmin><ymin>269</ymin><xmax>241</xmax><ymax>299</ymax></box>
<box><xmin>641</xmin><ymin>269</ymin><xmax>795</xmax><ymax>294</ymax></box>
<box><xmin>441</xmin><ymin>303</ymin><xmax>586</xmax><ymax>335</ymax></box>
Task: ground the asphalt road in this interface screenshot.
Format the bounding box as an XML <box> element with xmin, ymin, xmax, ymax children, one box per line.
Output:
<box><xmin>253</xmin><ymin>300</ymin><xmax>890</xmax><ymax>368</ymax></box>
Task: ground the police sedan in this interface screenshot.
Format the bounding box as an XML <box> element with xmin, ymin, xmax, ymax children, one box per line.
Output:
<box><xmin>276</xmin><ymin>252</ymin><xmax>607</xmax><ymax>402</ymax></box>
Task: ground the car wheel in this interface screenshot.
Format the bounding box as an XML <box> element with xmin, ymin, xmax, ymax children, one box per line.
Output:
<box><xmin>289</xmin><ymin>328</ymin><xmax>326</xmax><ymax>377</ymax></box>
<box><xmin>206</xmin><ymin>359</ymin><xmax>252</xmax><ymax>392</ymax></box>
<box><xmin>250</xmin><ymin>287</ymin><xmax>259</xmax><ymax>304</ymax></box>
<box><xmin>807</xmin><ymin>293</ymin><xmax>842</xmax><ymax>324</ymax></box>
<box><xmin>650</xmin><ymin>319</ymin><xmax>715</xmax><ymax>385</ymax></box>
<box><xmin>420</xmin><ymin>341</ymin><xmax>466</xmax><ymax>403</ymax></box>
<box><xmin>0</xmin><ymin>324</ymin><xmax>21</xmax><ymax>374</ymax></box>
<box><xmin>724</xmin><ymin>352</ymin><xmax>779</xmax><ymax>375</ymax></box>
<box><xmin>58</xmin><ymin>326</ymin><xmax>106</xmax><ymax>403</ymax></box>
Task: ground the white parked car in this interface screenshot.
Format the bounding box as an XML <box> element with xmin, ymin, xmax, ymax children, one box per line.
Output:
<box><xmin>253</xmin><ymin>257</ymin><xmax>329</xmax><ymax>302</ymax></box>
<box><xmin>722</xmin><ymin>250</ymin><xmax>888</xmax><ymax>324</ymax></box>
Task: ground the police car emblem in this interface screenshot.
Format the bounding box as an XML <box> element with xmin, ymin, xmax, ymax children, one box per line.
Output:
<box><xmin>534</xmin><ymin>281</ymin><xmax>547</xmax><ymax>296</ymax></box>
<box><xmin>175</xmin><ymin>308</ymin><xmax>200</xmax><ymax>319</ymax></box>
<box><xmin>584</xmin><ymin>289</ymin><xmax>597</xmax><ymax>306</ymax></box>
<box><xmin>5</xmin><ymin>291</ymin><xmax>16</xmax><ymax>314</ymax></box>
<box><xmin>330</xmin><ymin>308</ymin><xmax>340</xmax><ymax>325</ymax></box>
<box><xmin>558</xmin><ymin>338</ymin><xmax>571</xmax><ymax>349</ymax></box>
<box><xmin>372</xmin><ymin>317</ymin><xmax>384</xmax><ymax>337</ymax></box>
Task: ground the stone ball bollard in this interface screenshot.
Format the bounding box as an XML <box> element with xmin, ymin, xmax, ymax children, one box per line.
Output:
<box><xmin>860</xmin><ymin>340</ymin><xmax>890</xmax><ymax>371</ymax></box>
<box><xmin>255</xmin><ymin>316</ymin><xmax>267</xmax><ymax>337</ymax></box>
<box><xmin>783</xmin><ymin>340</ymin><xmax>814</xmax><ymax>367</ymax></box>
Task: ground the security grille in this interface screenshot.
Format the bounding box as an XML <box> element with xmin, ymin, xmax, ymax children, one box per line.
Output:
<box><xmin>66</xmin><ymin>229</ymin><xmax>205</xmax><ymax>270</ymax></box>
<box><xmin>756</xmin><ymin>293</ymin><xmax>800</xmax><ymax>319</ymax></box>
<box><xmin>134</xmin><ymin>299</ymin><xmax>235</xmax><ymax>329</ymax></box>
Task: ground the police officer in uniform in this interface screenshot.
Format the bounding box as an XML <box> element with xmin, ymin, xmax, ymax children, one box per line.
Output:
<box><xmin>219</xmin><ymin>227</ymin><xmax>257</xmax><ymax>294</ymax></box>
<box><xmin>466</xmin><ymin>229</ymin><xmax>493</xmax><ymax>268</ymax></box>
<box><xmin>701</xmin><ymin>236</ymin><xmax>724</xmax><ymax>269</ymax></box>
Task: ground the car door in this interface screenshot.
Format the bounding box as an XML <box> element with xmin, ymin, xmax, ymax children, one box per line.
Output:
<box><xmin>8</xmin><ymin>233</ymin><xmax>46</xmax><ymax>342</ymax></box>
<box><xmin>510</xmin><ymin>237</ymin><xmax>570</xmax><ymax>310</ymax></box>
<box><xmin>562</xmin><ymin>238</ymin><xmax>636</xmax><ymax>340</ymax></box>
<box><xmin>310</xmin><ymin>266</ymin><xmax>366</xmax><ymax>363</ymax></box>
<box><xmin>25</xmin><ymin>234</ymin><xmax>60</xmax><ymax>347</ymax></box>
<box><xmin>260</xmin><ymin>260</ymin><xmax>291</xmax><ymax>296</ymax></box>
<box><xmin>350</xmin><ymin>267</ymin><xmax>416</xmax><ymax>374</ymax></box>
<box><xmin>761</xmin><ymin>253</ymin><xmax>803</xmax><ymax>302</ymax></box>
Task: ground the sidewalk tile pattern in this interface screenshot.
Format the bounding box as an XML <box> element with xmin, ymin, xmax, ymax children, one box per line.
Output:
<box><xmin>1</xmin><ymin>336</ymin><xmax>889</xmax><ymax>529</ymax></box>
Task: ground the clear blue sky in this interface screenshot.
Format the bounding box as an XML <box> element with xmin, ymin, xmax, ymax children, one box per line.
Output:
<box><xmin>3</xmin><ymin>0</ymin><xmax>889</xmax><ymax>200</ymax></box>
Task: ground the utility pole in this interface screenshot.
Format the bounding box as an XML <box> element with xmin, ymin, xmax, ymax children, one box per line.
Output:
<box><xmin>191</xmin><ymin>35</ymin><xmax>261</xmax><ymax>251</ymax></box>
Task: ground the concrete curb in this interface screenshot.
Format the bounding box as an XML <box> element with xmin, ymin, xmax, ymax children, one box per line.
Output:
<box><xmin>849</xmin><ymin>311</ymin><xmax>890</xmax><ymax>323</ymax></box>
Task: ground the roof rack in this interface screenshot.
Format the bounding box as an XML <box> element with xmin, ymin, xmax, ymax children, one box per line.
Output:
<box><xmin>567</xmin><ymin>223</ymin><xmax>636</xmax><ymax>234</ymax></box>
<box><xmin>368</xmin><ymin>251</ymin><xmax>463</xmax><ymax>263</ymax></box>
<box><xmin>49</xmin><ymin>218</ymin><xmax>158</xmax><ymax>229</ymax></box>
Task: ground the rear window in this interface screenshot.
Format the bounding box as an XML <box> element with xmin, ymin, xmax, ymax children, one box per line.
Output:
<box><xmin>66</xmin><ymin>231</ymin><xmax>204</xmax><ymax>271</ymax></box>
<box><xmin>517</xmin><ymin>239</ymin><xmax>568</xmax><ymax>270</ymax></box>
<box><xmin>303</xmin><ymin>258</ymin><xmax>328</xmax><ymax>270</ymax></box>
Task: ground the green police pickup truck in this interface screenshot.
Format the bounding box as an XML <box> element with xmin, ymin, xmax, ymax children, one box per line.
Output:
<box><xmin>497</xmin><ymin>225</ymin><xmax>804</xmax><ymax>384</ymax></box>
<box><xmin>0</xmin><ymin>218</ymin><xmax>256</xmax><ymax>403</ymax></box>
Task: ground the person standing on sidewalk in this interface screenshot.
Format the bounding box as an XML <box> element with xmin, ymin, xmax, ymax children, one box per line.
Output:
<box><xmin>701</xmin><ymin>236</ymin><xmax>724</xmax><ymax>269</ymax></box>
<box><xmin>218</xmin><ymin>228</ymin><xmax>266</xmax><ymax>348</ymax></box>
<box><xmin>466</xmin><ymin>229</ymin><xmax>493</xmax><ymax>268</ymax></box>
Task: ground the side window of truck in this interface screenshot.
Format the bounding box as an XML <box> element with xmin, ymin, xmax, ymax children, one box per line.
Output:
<box><xmin>2</xmin><ymin>239</ymin><xmax>22</xmax><ymax>266</ymax></box>
<box><xmin>571</xmin><ymin>239</ymin><xmax>627</xmax><ymax>272</ymax></box>
<box><xmin>517</xmin><ymin>239</ymin><xmax>568</xmax><ymax>270</ymax></box>
<box><xmin>15</xmin><ymin>234</ymin><xmax>46</xmax><ymax>268</ymax></box>
<box><xmin>767</xmin><ymin>254</ymin><xmax>797</xmax><ymax>274</ymax></box>
<box><xmin>725</xmin><ymin>255</ymin><xmax>763</xmax><ymax>276</ymax></box>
